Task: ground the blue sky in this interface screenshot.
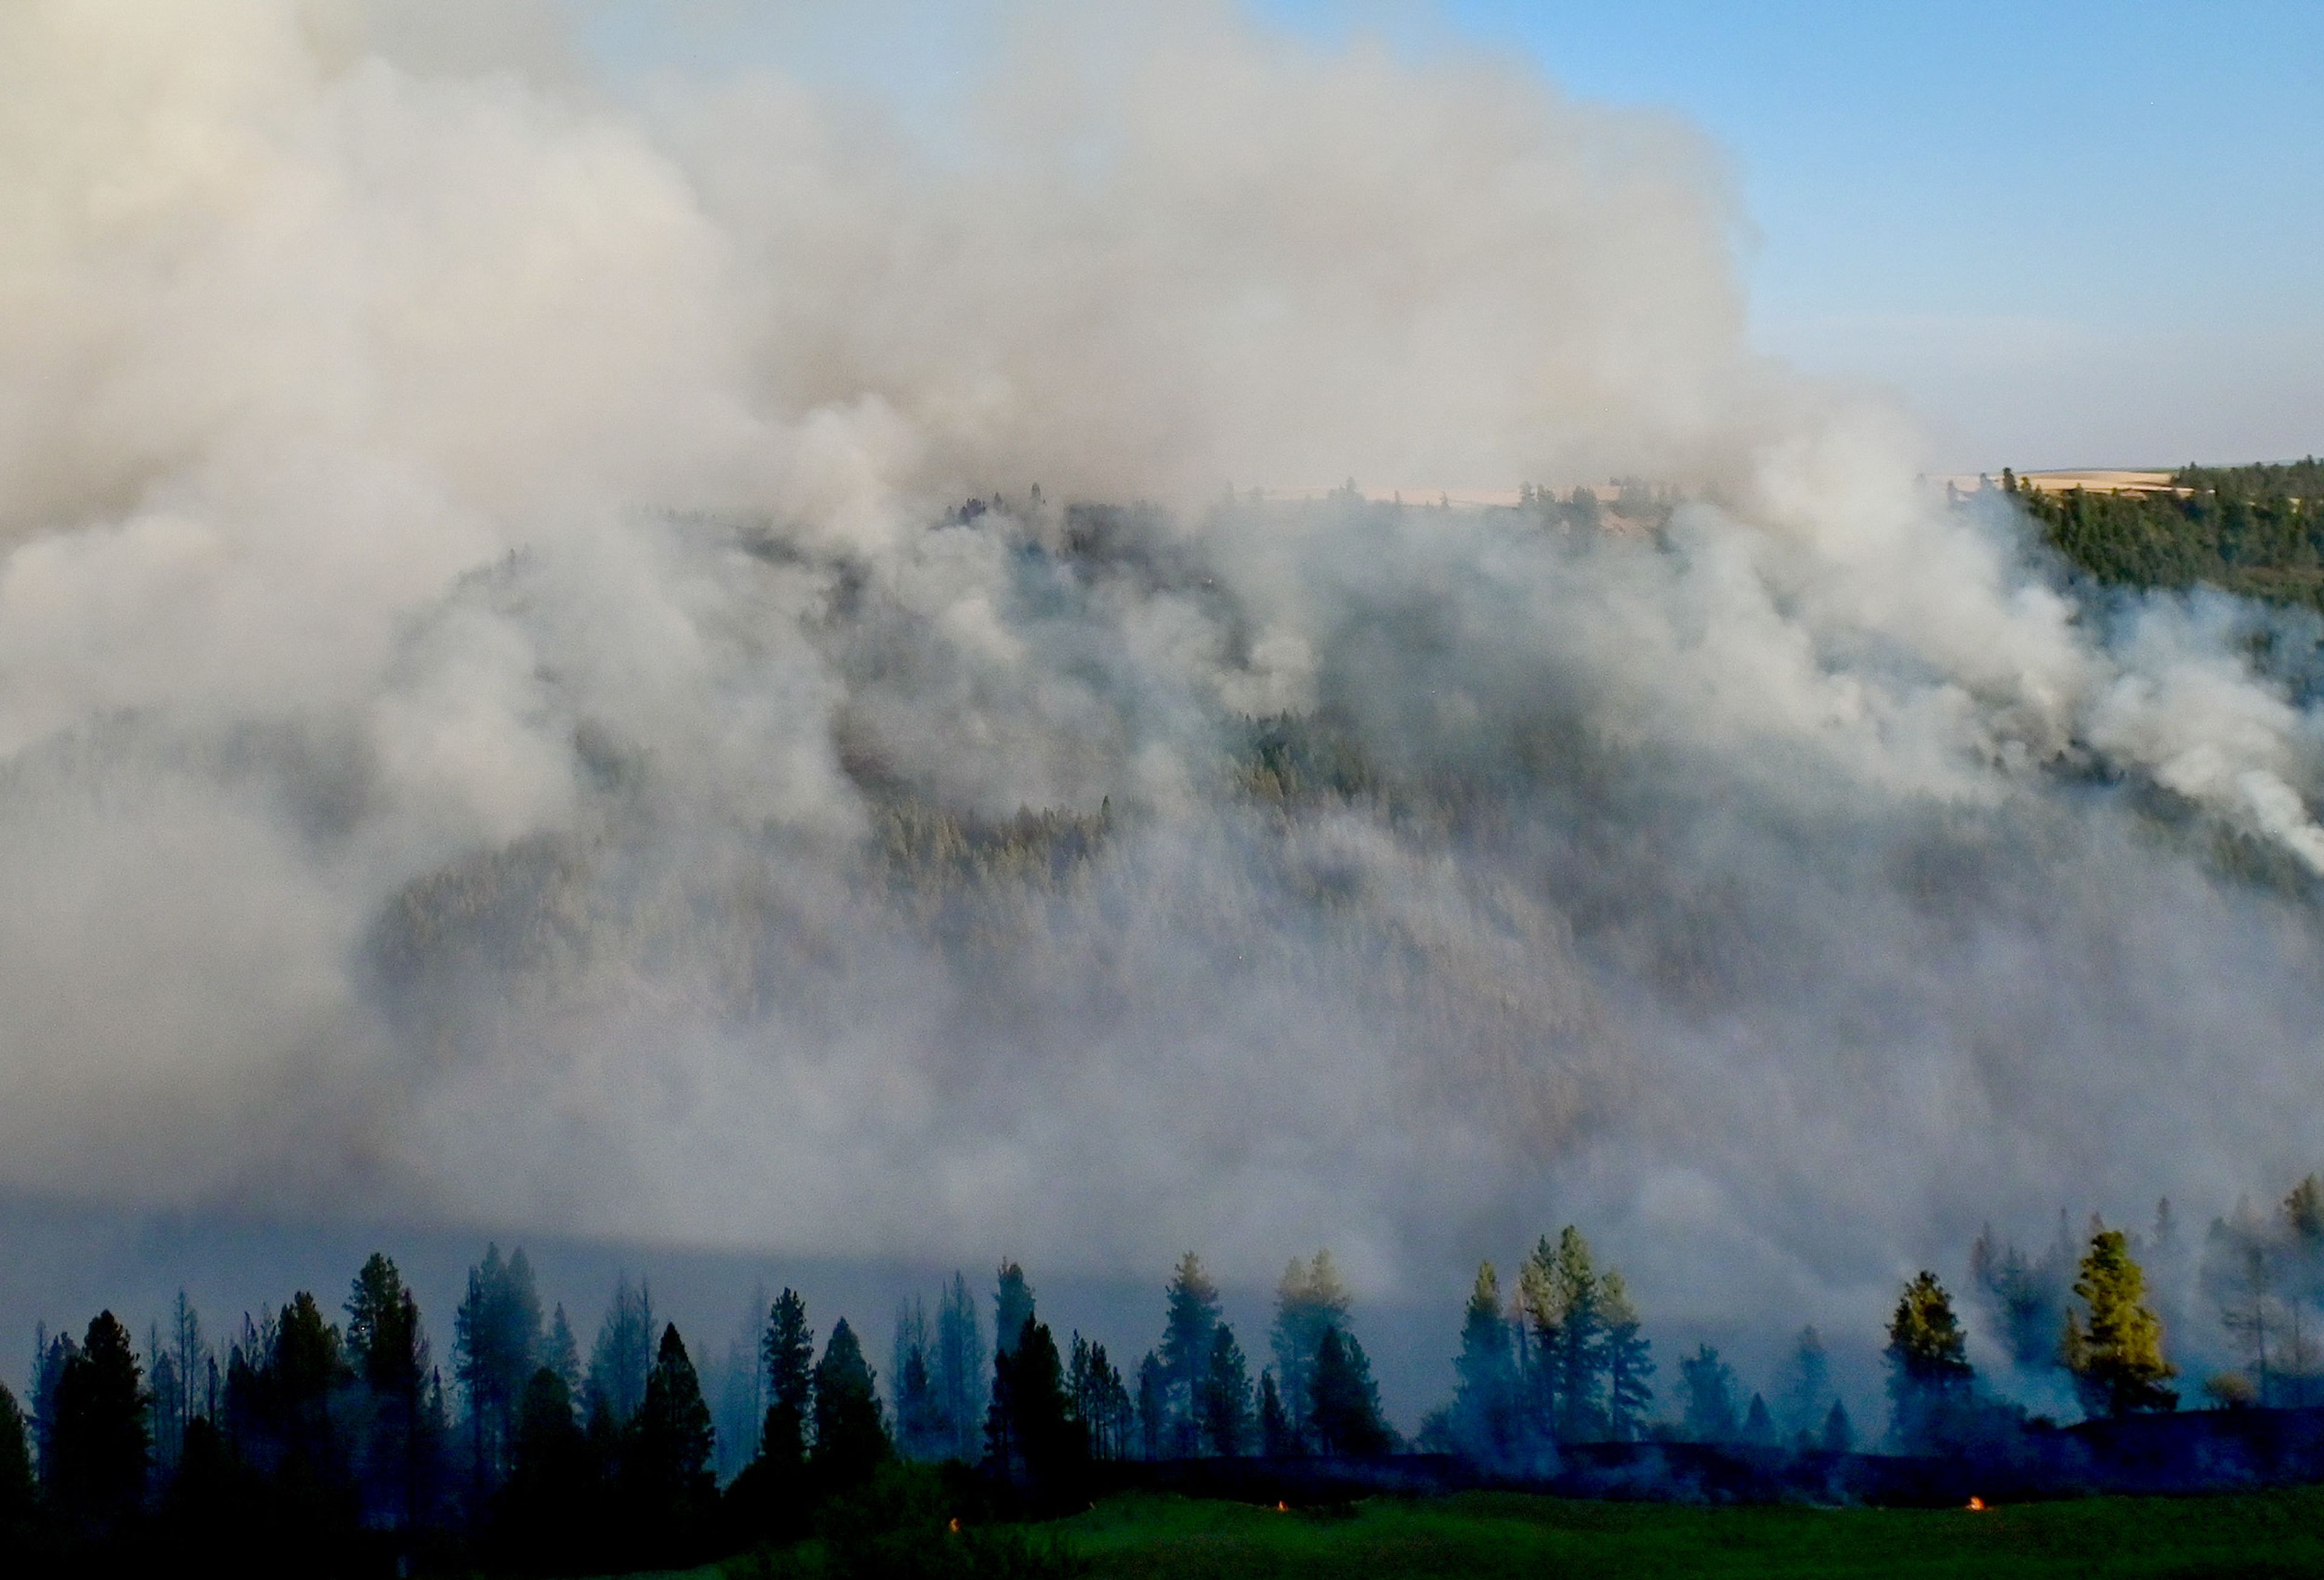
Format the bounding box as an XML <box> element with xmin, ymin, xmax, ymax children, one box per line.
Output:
<box><xmin>587</xmin><ymin>1</ymin><xmax>2324</xmax><ymax>470</ymax></box>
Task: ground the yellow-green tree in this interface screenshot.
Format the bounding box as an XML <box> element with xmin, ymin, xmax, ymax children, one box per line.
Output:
<box><xmin>2063</xmin><ymin>1229</ymin><xmax>2178</xmax><ymax>1417</ymax></box>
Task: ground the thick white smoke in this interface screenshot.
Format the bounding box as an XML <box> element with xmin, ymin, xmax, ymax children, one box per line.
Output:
<box><xmin>1</xmin><ymin>1</ymin><xmax>2321</xmax><ymax>1364</ymax></box>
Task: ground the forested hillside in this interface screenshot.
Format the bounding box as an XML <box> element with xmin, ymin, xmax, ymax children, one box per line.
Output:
<box><xmin>2015</xmin><ymin>460</ymin><xmax>2324</xmax><ymax>605</ymax></box>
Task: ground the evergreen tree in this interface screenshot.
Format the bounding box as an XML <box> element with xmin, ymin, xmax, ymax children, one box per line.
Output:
<box><xmin>1258</xmin><ymin>1370</ymin><xmax>1293</xmax><ymax>1456</ymax></box>
<box><xmin>1528</xmin><ymin>1227</ymin><xmax>1609</xmax><ymax>1441</ymax></box>
<box><xmin>168</xmin><ymin>1292</ymin><xmax>206</xmax><ymax>1447</ymax></box>
<box><xmin>1600</xmin><ymin>1272</ymin><xmax>1655</xmax><ymax>1444</ymax></box>
<box><xmin>273</xmin><ymin>1289</ymin><xmax>353</xmax><ymax>1500</ymax></box>
<box><xmin>1780</xmin><ymin>1326</ymin><xmax>1830</xmax><ymax>1444</ymax></box>
<box><xmin>1270</xmin><ymin>1251</ymin><xmax>1351</xmax><ymax>1452</ymax></box>
<box><xmin>625</xmin><ymin>1326</ymin><xmax>716</xmax><ymax>1548</ymax></box>
<box><xmin>1678</xmin><ymin>1345</ymin><xmax>1738</xmax><ymax>1442</ymax></box>
<box><xmin>759</xmin><ymin>1287</ymin><xmax>815</xmax><ymax>1472</ymax></box>
<box><xmin>993</xmin><ymin>1263</ymin><xmax>1035</xmax><ymax>1362</ymax></box>
<box><xmin>456</xmin><ymin>1245</ymin><xmax>545</xmax><ymax>1486</ymax></box>
<box><xmin>586</xmin><ymin>1275</ymin><xmax>655</xmax><ymax>1427</ymax></box>
<box><xmin>810</xmin><ymin>1318</ymin><xmax>890</xmax><ymax>1495</ymax></box>
<box><xmin>50</xmin><ymin>1311</ymin><xmax>150</xmax><ymax>1528</ymax></box>
<box><xmin>1135</xmin><ymin>1352</ymin><xmax>1167</xmax><ymax>1461</ymax></box>
<box><xmin>992</xmin><ymin>1319</ymin><xmax>1077</xmax><ymax>1490</ymax></box>
<box><xmin>1200</xmin><ymin>1324</ymin><xmax>1252</xmax><ymax>1457</ymax></box>
<box><xmin>1885</xmin><ymin>1271</ymin><xmax>1972</xmax><ymax>1450</ymax></box>
<box><xmin>500</xmin><ymin>1366</ymin><xmax>597</xmax><ymax>1568</ymax></box>
<box><xmin>1821</xmin><ymin>1398</ymin><xmax>1855</xmax><ymax>1453</ymax></box>
<box><xmin>0</xmin><ymin>1380</ymin><xmax>32</xmax><ymax>1529</ymax></box>
<box><xmin>1160</xmin><ymin>1252</ymin><xmax>1223</xmax><ymax>1456</ymax></box>
<box><xmin>1449</xmin><ymin>1261</ymin><xmax>1517</xmax><ymax>1463</ymax></box>
<box><xmin>1307</xmin><ymin>1328</ymin><xmax>1390</xmax><ymax>1455</ymax></box>
<box><xmin>890</xmin><ymin>1296</ymin><xmax>941</xmax><ymax>1459</ymax></box>
<box><xmin>933</xmin><ymin>1272</ymin><xmax>986</xmax><ymax>1461</ymax></box>
<box><xmin>2063</xmin><ymin>1229</ymin><xmax>2179</xmax><ymax>1417</ymax></box>
<box><xmin>346</xmin><ymin>1253</ymin><xmax>428</xmax><ymax>1527</ymax></box>
<box><xmin>1742</xmin><ymin>1393</ymin><xmax>1777</xmax><ymax>1447</ymax></box>
<box><xmin>545</xmin><ymin>1306</ymin><xmax>582</xmax><ymax>1400</ymax></box>
<box><xmin>29</xmin><ymin>1325</ymin><xmax>74</xmax><ymax>1483</ymax></box>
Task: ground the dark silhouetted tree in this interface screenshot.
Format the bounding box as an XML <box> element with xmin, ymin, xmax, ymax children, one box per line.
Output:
<box><xmin>1743</xmin><ymin>1393</ymin><xmax>1777</xmax><ymax>1447</ymax></box>
<box><xmin>1307</xmin><ymin>1328</ymin><xmax>1390</xmax><ymax>1455</ymax></box>
<box><xmin>1780</xmin><ymin>1325</ymin><xmax>1830</xmax><ymax>1445</ymax></box>
<box><xmin>1270</xmin><ymin>1251</ymin><xmax>1350</xmax><ymax>1452</ymax></box>
<box><xmin>932</xmin><ymin>1272</ymin><xmax>986</xmax><ymax>1461</ymax></box>
<box><xmin>1822</xmin><ymin>1398</ymin><xmax>1855</xmax><ymax>1453</ymax></box>
<box><xmin>1200</xmin><ymin>1324</ymin><xmax>1252</xmax><ymax>1457</ymax></box>
<box><xmin>1679</xmin><ymin>1345</ymin><xmax>1738</xmax><ymax>1443</ymax></box>
<box><xmin>28</xmin><ymin>1325</ymin><xmax>74</xmax><ymax>1483</ymax></box>
<box><xmin>499</xmin><ymin>1366</ymin><xmax>597</xmax><ymax>1568</ymax></box>
<box><xmin>456</xmin><ymin>1245</ymin><xmax>545</xmax><ymax>1487</ymax></box>
<box><xmin>1449</xmin><ymin>1262</ymin><xmax>1517</xmax><ymax>1464</ymax></box>
<box><xmin>586</xmin><ymin>1275</ymin><xmax>654</xmax><ymax>1428</ymax></box>
<box><xmin>2063</xmin><ymin>1229</ymin><xmax>2179</xmax><ymax>1418</ymax></box>
<box><xmin>626</xmin><ymin>1326</ymin><xmax>715</xmax><ymax>1538</ymax></box>
<box><xmin>727</xmin><ymin>1287</ymin><xmax>813</xmax><ymax>1541</ymax></box>
<box><xmin>346</xmin><ymin>1252</ymin><xmax>428</xmax><ymax>1528</ymax></box>
<box><xmin>545</xmin><ymin>1306</ymin><xmax>582</xmax><ymax>1400</ymax></box>
<box><xmin>1258</xmin><ymin>1370</ymin><xmax>1293</xmax><ymax>1456</ymax></box>
<box><xmin>811</xmin><ymin>1318</ymin><xmax>889</xmax><ymax>1496</ymax></box>
<box><xmin>0</xmin><ymin>1380</ymin><xmax>31</xmax><ymax>1530</ymax></box>
<box><xmin>993</xmin><ymin>1263</ymin><xmax>1034</xmax><ymax>1363</ymax></box>
<box><xmin>50</xmin><ymin>1311</ymin><xmax>149</xmax><ymax>1530</ymax></box>
<box><xmin>1135</xmin><ymin>1352</ymin><xmax>1166</xmax><ymax>1461</ymax></box>
<box><xmin>1160</xmin><ymin>1252</ymin><xmax>1223</xmax><ymax>1455</ymax></box>
<box><xmin>1600</xmin><ymin>1272</ymin><xmax>1654</xmax><ymax>1444</ymax></box>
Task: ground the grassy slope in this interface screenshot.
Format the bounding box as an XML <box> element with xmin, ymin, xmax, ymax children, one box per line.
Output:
<box><xmin>1052</xmin><ymin>1489</ymin><xmax>2324</xmax><ymax>1579</ymax></box>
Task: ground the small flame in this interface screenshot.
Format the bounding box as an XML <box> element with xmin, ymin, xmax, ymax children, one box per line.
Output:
<box><xmin>1966</xmin><ymin>1497</ymin><xmax>1986</xmax><ymax>1512</ymax></box>
<box><xmin>948</xmin><ymin>1518</ymin><xmax>961</xmax><ymax>1533</ymax></box>
<box><xmin>1276</xmin><ymin>1501</ymin><xmax>1288</xmax><ymax>1512</ymax></box>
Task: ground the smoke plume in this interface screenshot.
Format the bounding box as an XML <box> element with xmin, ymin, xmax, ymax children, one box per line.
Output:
<box><xmin>2</xmin><ymin>1</ymin><xmax>2321</xmax><ymax>1362</ymax></box>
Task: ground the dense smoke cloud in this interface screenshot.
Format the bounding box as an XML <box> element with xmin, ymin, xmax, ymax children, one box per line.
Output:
<box><xmin>2</xmin><ymin>0</ymin><xmax>2321</xmax><ymax>1368</ymax></box>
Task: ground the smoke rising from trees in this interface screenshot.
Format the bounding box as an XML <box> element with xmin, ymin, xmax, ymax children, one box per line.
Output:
<box><xmin>1</xmin><ymin>0</ymin><xmax>2322</xmax><ymax>1357</ymax></box>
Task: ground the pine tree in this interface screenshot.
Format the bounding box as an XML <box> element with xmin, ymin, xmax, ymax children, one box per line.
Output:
<box><xmin>30</xmin><ymin>1325</ymin><xmax>75</xmax><ymax>1483</ymax></box>
<box><xmin>1258</xmin><ymin>1370</ymin><xmax>1293</xmax><ymax>1456</ymax></box>
<box><xmin>586</xmin><ymin>1275</ymin><xmax>655</xmax><ymax>1427</ymax></box>
<box><xmin>1161</xmin><ymin>1253</ymin><xmax>1223</xmax><ymax>1456</ymax></box>
<box><xmin>545</xmin><ymin>1306</ymin><xmax>582</xmax><ymax>1399</ymax></box>
<box><xmin>994</xmin><ymin>1263</ymin><xmax>1035</xmax><ymax>1363</ymax></box>
<box><xmin>1600</xmin><ymin>1272</ymin><xmax>1655</xmax><ymax>1443</ymax></box>
<box><xmin>1135</xmin><ymin>1352</ymin><xmax>1167</xmax><ymax>1461</ymax></box>
<box><xmin>346</xmin><ymin>1253</ymin><xmax>428</xmax><ymax>1526</ymax></box>
<box><xmin>0</xmin><ymin>1380</ymin><xmax>32</xmax><ymax>1528</ymax></box>
<box><xmin>758</xmin><ymin>1287</ymin><xmax>815</xmax><ymax>1473</ymax></box>
<box><xmin>1270</xmin><ymin>1251</ymin><xmax>1351</xmax><ymax>1452</ymax></box>
<box><xmin>626</xmin><ymin>1325</ymin><xmax>716</xmax><ymax>1543</ymax></box>
<box><xmin>1780</xmin><ymin>1326</ymin><xmax>1830</xmax><ymax>1444</ymax></box>
<box><xmin>1449</xmin><ymin>1262</ymin><xmax>1517</xmax><ymax>1463</ymax></box>
<box><xmin>1821</xmin><ymin>1397</ymin><xmax>1855</xmax><ymax>1453</ymax></box>
<box><xmin>1307</xmin><ymin>1328</ymin><xmax>1390</xmax><ymax>1455</ymax></box>
<box><xmin>456</xmin><ymin>1246</ymin><xmax>545</xmax><ymax>1486</ymax></box>
<box><xmin>811</xmin><ymin>1318</ymin><xmax>890</xmax><ymax>1495</ymax></box>
<box><xmin>933</xmin><ymin>1272</ymin><xmax>986</xmax><ymax>1462</ymax></box>
<box><xmin>1885</xmin><ymin>1271</ymin><xmax>1972</xmax><ymax>1450</ymax></box>
<box><xmin>994</xmin><ymin>1319</ymin><xmax>1077</xmax><ymax>1490</ymax></box>
<box><xmin>1535</xmin><ymin>1228</ymin><xmax>1609</xmax><ymax>1441</ymax></box>
<box><xmin>1678</xmin><ymin>1345</ymin><xmax>1738</xmax><ymax>1443</ymax></box>
<box><xmin>1743</xmin><ymin>1393</ymin><xmax>1777</xmax><ymax>1447</ymax></box>
<box><xmin>50</xmin><ymin>1311</ymin><xmax>150</xmax><ymax>1528</ymax></box>
<box><xmin>2063</xmin><ymin>1229</ymin><xmax>2179</xmax><ymax>1417</ymax></box>
<box><xmin>501</xmin><ymin>1366</ymin><xmax>597</xmax><ymax>1567</ymax></box>
<box><xmin>1200</xmin><ymin>1324</ymin><xmax>1252</xmax><ymax>1456</ymax></box>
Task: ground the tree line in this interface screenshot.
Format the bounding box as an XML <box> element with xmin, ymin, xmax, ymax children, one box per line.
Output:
<box><xmin>5</xmin><ymin>1186</ymin><xmax>2317</xmax><ymax>1571</ymax></box>
<box><xmin>1996</xmin><ymin>459</ymin><xmax>2324</xmax><ymax>608</ymax></box>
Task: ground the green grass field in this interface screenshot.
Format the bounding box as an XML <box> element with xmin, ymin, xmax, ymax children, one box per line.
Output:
<box><xmin>1040</xmin><ymin>1488</ymin><xmax>2324</xmax><ymax>1579</ymax></box>
<box><xmin>688</xmin><ymin>1487</ymin><xmax>2324</xmax><ymax>1580</ymax></box>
